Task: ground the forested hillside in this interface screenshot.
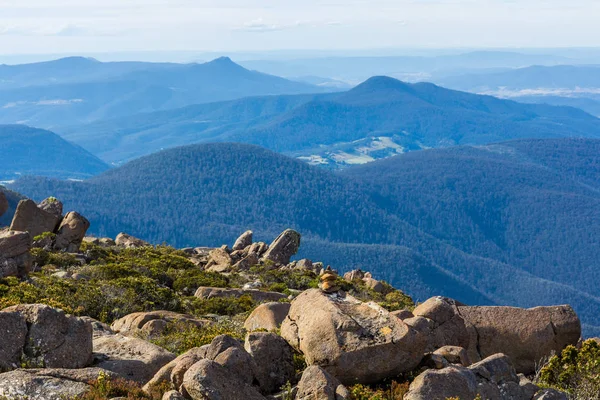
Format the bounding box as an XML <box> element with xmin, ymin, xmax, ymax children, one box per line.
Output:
<box><xmin>0</xmin><ymin>124</ymin><xmax>110</xmax><ymax>180</ymax></box>
<box><xmin>59</xmin><ymin>76</ymin><xmax>600</xmax><ymax>166</ymax></box>
<box><xmin>9</xmin><ymin>141</ymin><xmax>600</xmax><ymax>336</ymax></box>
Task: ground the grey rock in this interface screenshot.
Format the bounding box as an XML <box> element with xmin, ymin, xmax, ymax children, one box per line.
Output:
<box><xmin>233</xmin><ymin>230</ymin><xmax>253</xmax><ymax>251</ymax></box>
<box><xmin>245</xmin><ymin>332</ymin><xmax>296</xmax><ymax>394</ymax></box>
<box><xmin>458</xmin><ymin>304</ymin><xmax>581</xmax><ymax>374</ymax></box>
<box><xmin>195</xmin><ymin>287</ymin><xmax>287</xmax><ymax>303</ymax></box>
<box><xmin>182</xmin><ymin>359</ymin><xmax>266</xmax><ymax>400</ymax></box>
<box><xmin>0</xmin><ymin>230</ymin><xmax>31</xmax><ymax>259</ymax></box>
<box><xmin>0</xmin><ymin>304</ymin><xmax>93</xmax><ymax>369</ymax></box>
<box><xmin>262</xmin><ymin>229</ymin><xmax>301</xmax><ymax>265</ymax></box>
<box><xmin>10</xmin><ymin>199</ymin><xmax>60</xmax><ymax>238</ymax></box>
<box><xmin>144</xmin><ymin>347</ymin><xmax>207</xmax><ymax>395</ymax></box>
<box><xmin>111</xmin><ymin>310</ymin><xmax>209</xmax><ymax>338</ymax></box>
<box><xmin>244</xmin><ymin>302</ymin><xmax>291</xmax><ymax>332</ymax></box>
<box><xmin>0</xmin><ymin>369</ymin><xmax>92</xmax><ymax>400</ymax></box>
<box><xmin>0</xmin><ymin>311</ymin><xmax>27</xmax><ymax>370</ymax></box>
<box><xmin>38</xmin><ymin>197</ymin><xmax>63</xmax><ymax>218</ymax></box>
<box><xmin>115</xmin><ymin>232</ymin><xmax>149</xmax><ymax>248</ymax></box>
<box><xmin>296</xmin><ymin>365</ymin><xmax>350</xmax><ymax>400</ymax></box>
<box><xmin>413</xmin><ymin>297</ymin><xmax>470</xmax><ymax>353</ymax></box>
<box><xmin>281</xmin><ymin>289</ymin><xmax>426</xmax><ymax>385</ymax></box>
<box><xmin>93</xmin><ymin>334</ymin><xmax>176</xmax><ymax>383</ymax></box>
<box><xmin>54</xmin><ymin>211</ymin><xmax>90</xmax><ymax>252</ymax></box>
<box><xmin>533</xmin><ymin>389</ymin><xmax>568</xmax><ymax>400</ymax></box>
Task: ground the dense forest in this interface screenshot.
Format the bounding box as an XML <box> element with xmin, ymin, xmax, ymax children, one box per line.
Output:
<box><xmin>7</xmin><ymin>139</ymin><xmax>600</xmax><ymax>336</ymax></box>
<box><xmin>58</xmin><ymin>76</ymin><xmax>600</xmax><ymax>164</ymax></box>
<box><xmin>0</xmin><ymin>124</ymin><xmax>109</xmax><ymax>180</ymax></box>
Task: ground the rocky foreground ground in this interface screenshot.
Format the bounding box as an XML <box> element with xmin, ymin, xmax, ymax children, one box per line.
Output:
<box><xmin>0</xmin><ymin>193</ymin><xmax>598</xmax><ymax>400</ymax></box>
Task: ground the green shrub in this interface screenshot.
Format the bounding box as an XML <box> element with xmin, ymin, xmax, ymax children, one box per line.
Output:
<box><xmin>148</xmin><ymin>319</ymin><xmax>246</xmax><ymax>355</ymax></box>
<box><xmin>537</xmin><ymin>339</ymin><xmax>600</xmax><ymax>399</ymax></box>
<box><xmin>349</xmin><ymin>381</ymin><xmax>410</xmax><ymax>400</ymax></box>
<box><xmin>76</xmin><ymin>370</ymin><xmax>150</xmax><ymax>399</ymax></box>
<box><xmin>185</xmin><ymin>294</ymin><xmax>256</xmax><ymax>317</ymax></box>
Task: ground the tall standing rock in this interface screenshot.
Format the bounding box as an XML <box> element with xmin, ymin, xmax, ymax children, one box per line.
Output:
<box><xmin>262</xmin><ymin>229</ymin><xmax>301</xmax><ymax>265</ymax></box>
<box><xmin>54</xmin><ymin>212</ymin><xmax>90</xmax><ymax>252</ymax></box>
<box><xmin>281</xmin><ymin>289</ymin><xmax>426</xmax><ymax>385</ymax></box>
<box><xmin>10</xmin><ymin>199</ymin><xmax>61</xmax><ymax>238</ymax></box>
<box><xmin>233</xmin><ymin>230</ymin><xmax>253</xmax><ymax>251</ymax></box>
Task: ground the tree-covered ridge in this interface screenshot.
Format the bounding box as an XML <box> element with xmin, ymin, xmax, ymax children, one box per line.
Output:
<box><xmin>0</xmin><ymin>124</ymin><xmax>110</xmax><ymax>180</ymax></box>
<box><xmin>8</xmin><ymin>140</ymin><xmax>600</xmax><ymax>336</ymax></box>
<box><xmin>58</xmin><ymin>76</ymin><xmax>600</xmax><ymax>165</ymax></box>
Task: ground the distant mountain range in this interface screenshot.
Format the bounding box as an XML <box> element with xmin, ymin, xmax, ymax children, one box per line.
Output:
<box><xmin>8</xmin><ymin>139</ymin><xmax>600</xmax><ymax>336</ymax></box>
<box><xmin>0</xmin><ymin>125</ymin><xmax>109</xmax><ymax>180</ymax></box>
<box><xmin>239</xmin><ymin>51</ymin><xmax>574</xmax><ymax>83</ymax></box>
<box><xmin>0</xmin><ymin>57</ymin><xmax>327</xmax><ymax>128</ymax></box>
<box><xmin>438</xmin><ymin>65</ymin><xmax>600</xmax><ymax>116</ymax></box>
<box><xmin>59</xmin><ymin>76</ymin><xmax>600</xmax><ymax>166</ymax></box>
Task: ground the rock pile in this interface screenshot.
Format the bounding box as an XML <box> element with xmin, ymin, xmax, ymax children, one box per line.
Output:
<box><xmin>10</xmin><ymin>197</ymin><xmax>90</xmax><ymax>253</ymax></box>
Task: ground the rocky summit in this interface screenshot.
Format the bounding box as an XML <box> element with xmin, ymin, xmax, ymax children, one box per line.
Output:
<box><xmin>0</xmin><ymin>196</ymin><xmax>594</xmax><ymax>400</ymax></box>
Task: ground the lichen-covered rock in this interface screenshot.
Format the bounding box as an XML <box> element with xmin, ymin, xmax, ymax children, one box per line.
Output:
<box><xmin>280</xmin><ymin>289</ymin><xmax>426</xmax><ymax>385</ymax></box>
<box><xmin>9</xmin><ymin>199</ymin><xmax>61</xmax><ymax>238</ymax></box>
<box><xmin>163</xmin><ymin>390</ymin><xmax>187</xmax><ymax>400</ymax></box>
<box><xmin>0</xmin><ymin>304</ymin><xmax>93</xmax><ymax>369</ymax></box>
<box><xmin>0</xmin><ymin>311</ymin><xmax>27</xmax><ymax>370</ymax></box>
<box><xmin>262</xmin><ymin>229</ymin><xmax>300</xmax><ymax>265</ymax></box>
<box><xmin>233</xmin><ymin>252</ymin><xmax>259</xmax><ymax>271</ymax></box>
<box><xmin>0</xmin><ymin>230</ymin><xmax>32</xmax><ymax>278</ymax></box>
<box><xmin>244</xmin><ymin>302</ymin><xmax>291</xmax><ymax>332</ymax></box>
<box><xmin>405</xmin><ymin>353</ymin><xmax>539</xmax><ymax>400</ymax></box>
<box><xmin>244</xmin><ymin>332</ymin><xmax>295</xmax><ymax>394</ymax></box>
<box><xmin>0</xmin><ymin>369</ymin><xmax>96</xmax><ymax>400</ymax></box>
<box><xmin>296</xmin><ymin>365</ymin><xmax>350</xmax><ymax>400</ymax></box>
<box><xmin>115</xmin><ymin>232</ymin><xmax>149</xmax><ymax>248</ymax></box>
<box><xmin>93</xmin><ymin>334</ymin><xmax>176</xmax><ymax>383</ymax></box>
<box><xmin>233</xmin><ymin>230</ymin><xmax>253</xmax><ymax>251</ymax></box>
<box><xmin>53</xmin><ymin>211</ymin><xmax>90</xmax><ymax>252</ymax></box>
<box><xmin>182</xmin><ymin>359</ymin><xmax>266</xmax><ymax>400</ymax></box>
<box><xmin>458</xmin><ymin>304</ymin><xmax>581</xmax><ymax>374</ymax></box>
<box><xmin>194</xmin><ymin>287</ymin><xmax>287</xmax><ymax>303</ymax></box>
<box><xmin>533</xmin><ymin>389</ymin><xmax>568</xmax><ymax>400</ymax></box>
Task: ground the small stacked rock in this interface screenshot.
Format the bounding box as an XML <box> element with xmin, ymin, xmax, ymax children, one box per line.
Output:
<box><xmin>319</xmin><ymin>271</ymin><xmax>341</xmax><ymax>293</ymax></box>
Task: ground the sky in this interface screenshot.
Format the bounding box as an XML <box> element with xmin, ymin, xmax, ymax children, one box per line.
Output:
<box><xmin>0</xmin><ymin>0</ymin><xmax>599</xmax><ymax>55</ymax></box>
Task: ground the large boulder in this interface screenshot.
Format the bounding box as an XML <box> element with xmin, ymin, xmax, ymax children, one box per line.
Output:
<box><xmin>233</xmin><ymin>230</ymin><xmax>253</xmax><ymax>251</ymax></box>
<box><xmin>0</xmin><ymin>369</ymin><xmax>108</xmax><ymax>400</ymax></box>
<box><xmin>412</xmin><ymin>297</ymin><xmax>470</xmax><ymax>353</ymax></box>
<box><xmin>93</xmin><ymin>334</ymin><xmax>176</xmax><ymax>383</ymax></box>
<box><xmin>0</xmin><ymin>230</ymin><xmax>31</xmax><ymax>278</ymax></box>
<box><xmin>262</xmin><ymin>229</ymin><xmax>301</xmax><ymax>265</ymax></box>
<box><xmin>296</xmin><ymin>365</ymin><xmax>350</xmax><ymax>400</ymax></box>
<box><xmin>244</xmin><ymin>332</ymin><xmax>296</xmax><ymax>394</ymax></box>
<box><xmin>405</xmin><ymin>353</ymin><xmax>539</xmax><ymax>400</ymax></box>
<box><xmin>195</xmin><ymin>287</ymin><xmax>287</xmax><ymax>303</ymax></box>
<box><xmin>182</xmin><ymin>359</ymin><xmax>266</xmax><ymax>400</ymax></box>
<box><xmin>0</xmin><ymin>192</ymin><xmax>8</xmax><ymax>218</ymax></box>
<box><xmin>244</xmin><ymin>302</ymin><xmax>291</xmax><ymax>332</ymax></box>
<box><xmin>111</xmin><ymin>310</ymin><xmax>209</xmax><ymax>338</ymax></box>
<box><xmin>0</xmin><ymin>304</ymin><xmax>93</xmax><ymax>369</ymax></box>
<box><xmin>38</xmin><ymin>197</ymin><xmax>63</xmax><ymax>218</ymax></box>
<box><xmin>53</xmin><ymin>211</ymin><xmax>90</xmax><ymax>252</ymax></box>
<box><xmin>458</xmin><ymin>305</ymin><xmax>581</xmax><ymax>374</ymax></box>
<box><xmin>0</xmin><ymin>311</ymin><xmax>28</xmax><ymax>370</ymax></box>
<box><xmin>280</xmin><ymin>289</ymin><xmax>426</xmax><ymax>385</ymax></box>
<box><xmin>9</xmin><ymin>199</ymin><xmax>61</xmax><ymax>238</ymax></box>
<box><xmin>115</xmin><ymin>232</ymin><xmax>149</xmax><ymax>248</ymax></box>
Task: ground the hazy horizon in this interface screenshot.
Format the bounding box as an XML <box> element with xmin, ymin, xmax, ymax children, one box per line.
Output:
<box><xmin>2</xmin><ymin>0</ymin><xmax>600</xmax><ymax>59</ymax></box>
